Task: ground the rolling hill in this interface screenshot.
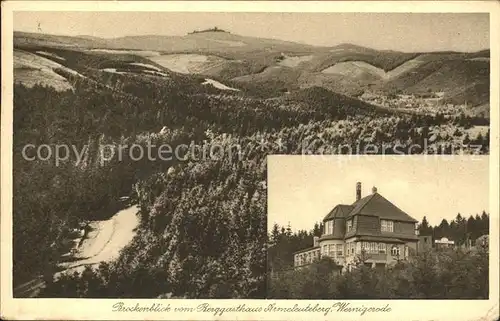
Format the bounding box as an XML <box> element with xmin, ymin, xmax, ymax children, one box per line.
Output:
<box><xmin>14</xmin><ymin>30</ymin><xmax>490</xmax><ymax>113</ymax></box>
<box><xmin>282</xmin><ymin>86</ymin><xmax>395</xmax><ymax>117</ymax></box>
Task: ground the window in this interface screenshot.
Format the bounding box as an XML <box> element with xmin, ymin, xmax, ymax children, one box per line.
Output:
<box><xmin>347</xmin><ymin>220</ymin><xmax>353</xmax><ymax>232</ymax></box>
<box><xmin>324</xmin><ymin>220</ymin><xmax>334</xmax><ymax>235</ymax></box>
<box><xmin>415</xmin><ymin>223</ymin><xmax>419</xmax><ymax>235</ymax></box>
<box><xmin>337</xmin><ymin>244</ymin><xmax>343</xmax><ymax>256</ymax></box>
<box><xmin>381</xmin><ymin>220</ymin><xmax>394</xmax><ymax>232</ymax></box>
<box><xmin>391</xmin><ymin>245</ymin><xmax>400</xmax><ymax>257</ymax></box>
<box><xmin>361</xmin><ymin>242</ymin><xmax>368</xmax><ymax>253</ymax></box>
<box><xmin>328</xmin><ymin>244</ymin><xmax>335</xmax><ymax>257</ymax></box>
<box><xmin>361</xmin><ymin>242</ymin><xmax>383</xmax><ymax>254</ymax></box>
<box><xmin>322</xmin><ymin>245</ymin><xmax>327</xmax><ymax>256</ymax></box>
<box><xmin>404</xmin><ymin>246</ymin><xmax>409</xmax><ymax>259</ymax></box>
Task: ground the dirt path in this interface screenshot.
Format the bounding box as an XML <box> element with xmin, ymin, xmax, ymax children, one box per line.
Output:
<box><xmin>55</xmin><ymin>205</ymin><xmax>140</xmax><ymax>277</ymax></box>
<box><xmin>14</xmin><ymin>205</ymin><xmax>140</xmax><ymax>296</ymax></box>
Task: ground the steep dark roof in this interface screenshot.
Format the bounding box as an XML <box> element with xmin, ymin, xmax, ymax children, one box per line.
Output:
<box><xmin>347</xmin><ymin>193</ymin><xmax>418</xmax><ymax>223</ymax></box>
<box><xmin>323</xmin><ymin>204</ymin><xmax>352</xmax><ymax>221</ymax></box>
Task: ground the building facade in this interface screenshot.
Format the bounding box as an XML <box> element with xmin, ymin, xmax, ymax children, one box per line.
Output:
<box><xmin>294</xmin><ymin>182</ymin><xmax>419</xmax><ymax>271</ymax></box>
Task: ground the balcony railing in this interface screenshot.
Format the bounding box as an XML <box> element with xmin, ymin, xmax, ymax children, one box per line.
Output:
<box><xmin>363</xmin><ymin>253</ymin><xmax>387</xmax><ymax>260</ymax></box>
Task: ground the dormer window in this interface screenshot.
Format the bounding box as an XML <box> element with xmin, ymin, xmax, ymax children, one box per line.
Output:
<box><xmin>324</xmin><ymin>220</ymin><xmax>334</xmax><ymax>235</ymax></box>
<box><xmin>347</xmin><ymin>220</ymin><xmax>353</xmax><ymax>232</ymax></box>
<box><xmin>381</xmin><ymin>219</ymin><xmax>394</xmax><ymax>232</ymax></box>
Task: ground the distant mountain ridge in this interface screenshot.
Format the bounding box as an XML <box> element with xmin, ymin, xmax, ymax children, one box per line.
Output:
<box><xmin>14</xmin><ymin>31</ymin><xmax>490</xmax><ymax>111</ymax></box>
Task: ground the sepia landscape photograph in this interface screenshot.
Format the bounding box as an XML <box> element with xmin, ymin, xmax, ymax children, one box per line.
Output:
<box><xmin>267</xmin><ymin>156</ymin><xmax>489</xmax><ymax>299</ymax></box>
<box><xmin>5</xmin><ymin>8</ymin><xmax>494</xmax><ymax>305</ymax></box>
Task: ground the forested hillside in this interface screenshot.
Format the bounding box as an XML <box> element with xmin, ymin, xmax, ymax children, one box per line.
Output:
<box><xmin>268</xmin><ymin>246</ymin><xmax>489</xmax><ymax>299</ymax></box>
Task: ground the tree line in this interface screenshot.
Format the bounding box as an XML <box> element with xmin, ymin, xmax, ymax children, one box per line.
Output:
<box><xmin>268</xmin><ymin>245</ymin><xmax>489</xmax><ymax>299</ymax></box>
<box><xmin>418</xmin><ymin>211</ymin><xmax>489</xmax><ymax>246</ymax></box>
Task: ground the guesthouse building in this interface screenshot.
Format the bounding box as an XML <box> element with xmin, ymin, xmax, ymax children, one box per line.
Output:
<box><xmin>293</xmin><ymin>182</ymin><xmax>419</xmax><ymax>271</ymax></box>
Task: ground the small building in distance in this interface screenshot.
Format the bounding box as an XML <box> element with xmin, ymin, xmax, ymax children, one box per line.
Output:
<box><xmin>293</xmin><ymin>182</ymin><xmax>419</xmax><ymax>272</ymax></box>
<box><xmin>435</xmin><ymin>237</ymin><xmax>455</xmax><ymax>249</ymax></box>
<box><xmin>187</xmin><ymin>26</ymin><xmax>229</xmax><ymax>34</ymax></box>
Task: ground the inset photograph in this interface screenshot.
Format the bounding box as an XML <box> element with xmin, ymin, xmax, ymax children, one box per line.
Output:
<box><xmin>267</xmin><ymin>155</ymin><xmax>489</xmax><ymax>299</ymax></box>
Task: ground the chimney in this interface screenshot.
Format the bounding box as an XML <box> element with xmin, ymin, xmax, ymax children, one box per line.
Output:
<box><xmin>372</xmin><ymin>186</ymin><xmax>378</xmax><ymax>194</ymax></box>
<box><xmin>313</xmin><ymin>236</ymin><xmax>319</xmax><ymax>247</ymax></box>
<box><xmin>356</xmin><ymin>182</ymin><xmax>361</xmax><ymax>201</ymax></box>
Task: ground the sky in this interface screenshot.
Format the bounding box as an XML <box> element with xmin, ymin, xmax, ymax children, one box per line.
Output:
<box><xmin>14</xmin><ymin>12</ymin><xmax>489</xmax><ymax>52</ymax></box>
<box><xmin>267</xmin><ymin>155</ymin><xmax>489</xmax><ymax>232</ymax></box>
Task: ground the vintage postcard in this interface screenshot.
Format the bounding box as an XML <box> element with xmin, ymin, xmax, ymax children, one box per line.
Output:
<box><xmin>1</xmin><ymin>1</ymin><xmax>499</xmax><ymax>320</ymax></box>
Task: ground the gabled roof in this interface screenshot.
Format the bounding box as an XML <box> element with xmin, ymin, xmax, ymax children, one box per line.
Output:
<box><xmin>347</xmin><ymin>192</ymin><xmax>418</xmax><ymax>223</ymax></box>
<box><xmin>323</xmin><ymin>204</ymin><xmax>353</xmax><ymax>221</ymax></box>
